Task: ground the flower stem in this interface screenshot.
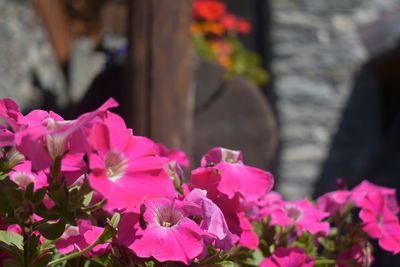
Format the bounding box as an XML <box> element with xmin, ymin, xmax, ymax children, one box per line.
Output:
<box><xmin>48</xmin><ymin>226</ymin><xmax>112</xmax><ymax>266</ymax></box>
<box><xmin>23</xmin><ymin>234</ymin><xmax>29</xmax><ymax>267</ymax></box>
<box><xmin>81</xmin><ymin>198</ymin><xmax>107</xmax><ymax>212</ymax></box>
<box><xmin>315</xmin><ymin>258</ymin><xmax>336</xmax><ymax>265</ymax></box>
<box><xmin>48</xmin><ymin>239</ymin><xmax>101</xmax><ymax>266</ymax></box>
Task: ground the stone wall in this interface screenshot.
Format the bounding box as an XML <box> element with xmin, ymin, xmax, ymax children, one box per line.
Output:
<box><xmin>0</xmin><ymin>0</ymin><xmax>67</xmax><ymax>112</ymax></box>
<box><xmin>271</xmin><ymin>0</ymin><xmax>400</xmax><ymax>200</ymax></box>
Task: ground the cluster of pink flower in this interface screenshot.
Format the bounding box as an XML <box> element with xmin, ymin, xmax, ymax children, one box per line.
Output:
<box><xmin>254</xmin><ymin>179</ymin><xmax>400</xmax><ymax>266</ymax></box>
<box><xmin>0</xmin><ymin>97</ymin><xmax>399</xmax><ymax>266</ymax></box>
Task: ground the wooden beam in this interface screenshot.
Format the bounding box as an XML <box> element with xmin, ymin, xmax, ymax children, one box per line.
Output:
<box><xmin>30</xmin><ymin>0</ymin><xmax>73</xmax><ymax>66</ymax></box>
<box><xmin>126</xmin><ymin>0</ymin><xmax>193</xmax><ymax>154</ymax></box>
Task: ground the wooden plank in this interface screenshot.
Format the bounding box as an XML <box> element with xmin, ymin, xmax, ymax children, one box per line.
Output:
<box><xmin>125</xmin><ymin>0</ymin><xmax>153</xmax><ymax>137</ymax></box>
<box><xmin>126</xmin><ymin>0</ymin><xmax>193</xmax><ymax>155</ymax></box>
<box><xmin>31</xmin><ymin>0</ymin><xmax>73</xmax><ymax>66</ymax></box>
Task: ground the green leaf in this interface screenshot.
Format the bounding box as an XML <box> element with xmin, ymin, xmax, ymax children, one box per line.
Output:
<box><xmin>110</xmin><ymin>213</ymin><xmax>121</xmax><ymax>229</ymax></box>
<box><xmin>216</xmin><ymin>260</ymin><xmax>237</xmax><ymax>267</ymax></box>
<box><xmin>0</xmin><ymin>172</ymin><xmax>8</xmax><ymax>180</ymax></box>
<box><xmin>34</xmin><ymin>204</ymin><xmax>60</xmax><ymax>221</ymax></box>
<box><xmin>86</xmin><ymin>255</ymin><xmax>111</xmax><ymax>267</ymax></box>
<box><xmin>318</xmin><ymin>237</ymin><xmax>336</xmax><ymax>252</ymax></box>
<box><xmin>292</xmin><ymin>232</ymin><xmax>318</xmax><ymax>256</ymax></box>
<box><xmin>83</xmin><ymin>191</ymin><xmax>94</xmax><ymax>207</ymax></box>
<box><xmin>37</xmin><ymin>220</ymin><xmax>66</xmax><ymax>240</ymax></box>
<box><xmin>0</xmin><ymin>230</ymin><xmax>24</xmax><ymax>261</ymax></box>
<box><xmin>24</xmin><ymin>182</ymin><xmax>35</xmax><ymax>200</ymax></box>
<box><xmin>78</xmin><ymin>178</ymin><xmax>93</xmax><ymax>196</ymax></box>
<box><xmin>33</xmin><ymin>188</ymin><xmax>47</xmax><ymax>204</ymax></box>
<box><xmin>97</xmin><ymin>226</ymin><xmax>113</xmax><ymax>244</ymax></box>
<box><xmin>39</xmin><ymin>238</ymin><xmax>56</xmax><ymax>254</ymax></box>
<box><xmin>0</xmin><ymin>230</ymin><xmax>23</xmax><ymax>250</ymax></box>
<box><xmin>81</xmin><ymin>199</ymin><xmax>107</xmax><ymax>212</ymax></box>
<box><xmin>252</xmin><ymin>249</ymin><xmax>264</xmax><ymax>265</ymax></box>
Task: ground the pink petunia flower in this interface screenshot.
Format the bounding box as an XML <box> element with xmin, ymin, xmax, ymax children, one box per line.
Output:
<box><xmin>164</xmin><ymin>161</ymin><xmax>185</xmax><ymax>190</ymax></box>
<box><xmin>316</xmin><ymin>190</ymin><xmax>352</xmax><ymax>216</ymax></box>
<box><xmin>0</xmin><ymin>99</ymin><xmax>28</xmax><ymax>150</ymax></box>
<box><xmin>269</xmin><ymin>198</ymin><xmax>330</xmax><ymax>236</ymax></box>
<box><xmin>9</xmin><ymin>160</ymin><xmax>47</xmax><ymax>190</ymax></box>
<box><xmin>191</xmin><ymin>165</ymin><xmax>262</xmax><ymax>250</ymax></box>
<box><xmin>237</xmin><ymin>212</ymin><xmax>258</xmax><ymax>249</ymax></box>
<box><xmin>336</xmin><ymin>245</ymin><xmax>374</xmax><ymax>267</ymax></box>
<box><xmin>191</xmin><ymin>166</ymin><xmax>242</xmax><ymax>232</ymax></box>
<box><xmin>125</xmin><ymin>198</ymin><xmax>207</xmax><ymax>265</ymax></box>
<box><xmin>88</xmin><ymin>112</ymin><xmax>175</xmax><ymax>212</ymax></box>
<box><xmin>181</xmin><ymin>188</ymin><xmax>237</xmax><ymax>251</ymax></box>
<box><xmin>0</xmin><ymin>99</ymin><xmax>24</xmax><ymax>132</ymax></box>
<box><xmin>198</xmin><ymin>147</ymin><xmax>274</xmax><ymax>203</ymax></box>
<box><xmin>247</xmin><ymin>191</ymin><xmax>284</xmax><ymax>221</ymax></box>
<box><xmin>352</xmin><ymin>180</ymin><xmax>399</xmax><ymax>215</ymax></box>
<box><xmin>259</xmin><ymin>247</ymin><xmax>315</xmax><ymax>267</ymax></box>
<box><xmin>0</xmin><ymin>123</ymin><xmax>14</xmax><ymax>147</ymax></box>
<box><xmin>359</xmin><ymin>192</ymin><xmax>400</xmax><ymax>254</ymax></box>
<box><xmin>51</xmin><ymin>153</ymin><xmax>88</xmax><ymax>186</ymax></box>
<box><xmin>14</xmin><ymin>98</ymin><xmax>118</xmax><ymax>171</ymax></box>
<box><xmin>156</xmin><ymin>143</ymin><xmax>189</xmax><ymax>168</ymax></box>
<box><xmin>55</xmin><ymin>220</ymin><xmax>109</xmax><ymax>256</ymax></box>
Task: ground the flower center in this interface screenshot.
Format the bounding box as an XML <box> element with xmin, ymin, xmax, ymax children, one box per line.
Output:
<box><xmin>11</xmin><ymin>172</ymin><xmax>35</xmax><ymax>189</ymax></box>
<box><xmin>162</xmin><ymin>221</ymin><xmax>172</xmax><ymax>227</ymax></box>
<box><xmin>46</xmin><ymin>118</ymin><xmax>71</xmax><ymax>159</ymax></box>
<box><xmin>64</xmin><ymin>225</ymin><xmax>80</xmax><ymax>236</ymax></box>
<box><xmin>155</xmin><ymin>204</ymin><xmax>183</xmax><ymax>228</ymax></box>
<box><xmin>104</xmin><ymin>150</ymin><xmax>128</xmax><ymax>182</ymax></box>
<box><xmin>221</xmin><ymin>148</ymin><xmax>241</xmax><ymax>163</ymax></box>
<box><xmin>284</xmin><ymin>204</ymin><xmax>304</xmax><ymax>221</ymax></box>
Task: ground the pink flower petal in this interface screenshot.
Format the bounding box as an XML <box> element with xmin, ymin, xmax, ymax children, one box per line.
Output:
<box><xmin>216</xmin><ymin>162</ymin><xmax>274</xmax><ymax>201</ymax></box>
<box><xmin>238</xmin><ymin>212</ymin><xmax>259</xmax><ymax>249</ymax></box>
<box><xmin>128</xmin><ymin>198</ymin><xmax>206</xmax><ymax>265</ymax></box>
<box><xmin>260</xmin><ymin>247</ymin><xmax>315</xmax><ymax>267</ymax></box>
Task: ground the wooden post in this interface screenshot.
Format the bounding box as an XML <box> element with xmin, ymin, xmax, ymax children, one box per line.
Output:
<box><xmin>126</xmin><ymin>0</ymin><xmax>193</xmax><ymax>154</ymax></box>
<box><xmin>30</xmin><ymin>0</ymin><xmax>73</xmax><ymax>66</ymax></box>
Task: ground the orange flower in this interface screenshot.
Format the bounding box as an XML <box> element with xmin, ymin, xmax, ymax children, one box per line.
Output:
<box><xmin>212</xmin><ymin>41</ymin><xmax>233</xmax><ymax>56</ymax></box>
<box><xmin>202</xmin><ymin>21</ymin><xmax>224</xmax><ymax>35</ymax></box>
<box><xmin>190</xmin><ymin>22</ymin><xmax>203</xmax><ymax>34</ymax></box>
<box><xmin>218</xmin><ymin>55</ymin><xmax>233</xmax><ymax>70</ymax></box>
<box><xmin>190</xmin><ymin>21</ymin><xmax>224</xmax><ymax>35</ymax></box>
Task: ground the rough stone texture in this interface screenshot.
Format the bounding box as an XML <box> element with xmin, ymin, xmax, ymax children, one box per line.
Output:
<box><xmin>271</xmin><ymin>0</ymin><xmax>400</xmax><ymax>200</ymax></box>
<box><xmin>0</xmin><ymin>0</ymin><xmax>67</xmax><ymax>112</ymax></box>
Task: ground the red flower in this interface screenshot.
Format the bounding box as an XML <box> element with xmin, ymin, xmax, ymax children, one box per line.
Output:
<box><xmin>193</xmin><ymin>0</ymin><xmax>226</xmax><ymax>21</ymax></box>
<box><xmin>220</xmin><ymin>14</ymin><xmax>238</xmax><ymax>31</ymax></box>
<box><xmin>220</xmin><ymin>14</ymin><xmax>251</xmax><ymax>34</ymax></box>
<box><xmin>237</xmin><ymin>18</ymin><xmax>251</xmax><ymax>34</ymax></box>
